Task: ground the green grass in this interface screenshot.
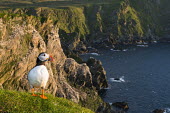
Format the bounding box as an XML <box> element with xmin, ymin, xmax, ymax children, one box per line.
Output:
<box><xmin>118</xmin><ymin>6</ymin><xmax>143</xmax><ymax>37</ymax></box>
<box><xmin>0</xmin><ymin>0</ymin><xmax>119</xmax><ymax>9</ymax></box>
<box><xmin>0</xmin><ymin>89</ymin><xmax>94</xmax><ymax>113</ymax></box>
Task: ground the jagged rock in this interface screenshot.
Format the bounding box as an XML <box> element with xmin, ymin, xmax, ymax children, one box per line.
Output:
<box><xmin>112</xmin><ymin>102</ymin><xmax>129</xmax><ymax>110</ymax></box>
<box><xmin>0</xmin><ymin>8</ymin><xmax>111</xmax><ymax>111</ymax></box>
<box><xmin>75</xmin><ymin>41</ymin><xmax>87</xmax><ymax>54</ymax></box>
<box><xmin>114</xmin><ymin>78</ymin><xmax>120</xmax><ymax>80</ymax></box>
<box><xmin>64</xmin><ymin>58</ymin><xmax>93</xmax><ymax>88</ymax></box>
<box><xmin>96</xmin><ymin>103</ymin><xmax>116</xmax><ymax>113</ymax></box>
<box><xmin>153</xmin><ymin>109</ymin><xmax>165</xmax><ymax>113</ymax></box>
<box><xmin>86</xmin><ymin>57</ymin><xmax>108</xmax><ymax>90</ymax></box>
<box><xmin>87</xmin><ymin>47</ymin><xmax>98</xmax><ymax>53</ymax></box>
<box><xmin>0</xmin><ymin>17</ymin><xmax>91</xmax><ymax>104</ymax></box>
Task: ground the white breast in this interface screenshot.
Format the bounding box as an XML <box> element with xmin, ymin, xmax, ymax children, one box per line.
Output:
<box><xmin>28</xmin><ymin>65</ymin><xmax>49</xmax><ymax>88</ymax></box>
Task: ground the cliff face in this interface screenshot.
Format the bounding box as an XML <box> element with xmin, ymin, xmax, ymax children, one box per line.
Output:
<box><xmin>85</xmin><ymin>0</ymin><xmax>162</xmax><ymax>46</ymax></box>
<box><xmin>0</xmin><ymin>0</ymin><xmax>166</xmax><ymax>53</ymax></box>
<box><xmin>0</xmin><ymin>0</ymin><xmax>170</xmax><ymax>111</ymax></box>
<box><xmin>0</xmin><ymin>12</ymin><xmax>108</xmax><ymax>109</ymax></box>
<box><xmin>159</xmin><ymin>0</ymin><xmax>170</xmax><ymax>39</ymax></box>
<box><xmin>0</xmin><ymin>1</ymin><xmax>169</xmax><ymax>51</ymax></box>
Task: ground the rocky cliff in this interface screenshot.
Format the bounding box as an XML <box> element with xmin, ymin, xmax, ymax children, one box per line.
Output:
<box><xmin>0</xmin><ymin>11</ymin><xmax>108</xmax><ymax>112</ymax></box>
<box><xmin>0</xmin><ymin>0</ymin><xmax>170</xmax><ymax>112</ymax></box>
<box><xmin>0</xmin><ymin>0</ymin><xmax>167</xmax><ymax>53</ymax></box>
<box><xmin>84</xmin><ymin>0</ymin><xmax>162</xmax><ymax>47</ymax></box>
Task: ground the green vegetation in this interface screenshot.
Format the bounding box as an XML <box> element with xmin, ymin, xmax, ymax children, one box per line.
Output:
<box><xmin>0</xmin><ymin>0</ymin><xmax>168</xmax><ymax>112</ymax></box>
<box><xmin>0</xmin><ymin>60</ymin><xmax>17</xmax><ymax>84</ymax></box>
<box><xmin>20</xmin><ymin>33</ymin><xmax>32</xmax><ymax>55</ymax></box>
<box><xmin>0</xmin><ymin>89</ymin><xmax>94</xmax><ymax>113</ymax></box>
<box><xmin>117</xmin><ymin>5</ymin><xmax>144</xmax><ymax>42</ymax></box>
<box><xmin>79</xmin><ymin>88</ymin><xmax>103</xmax><ymax>112</ymax></box>
<box><xmin>129</xmin><ymin>0</ymin><xmax>162</xmax><ymax>36</ymax></box>
<box><xmin>0</xmin><ymin>0</ymin><xmax>164</xmax><ymax>45</ymax></box>
<box><xmin>66</xmin><ymin>81</ymin><xmax>104</xmax><ymax>112</ymax></box>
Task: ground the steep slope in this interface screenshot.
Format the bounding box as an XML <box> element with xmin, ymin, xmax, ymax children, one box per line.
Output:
<box><xmin>159</xmin><ymin>0</ymin><xmax>170</xmax><ymax>39</ymax></box>
<box><xmin>0</xmin><ymin>0</ymin><xmax>170</xmax><ymax>111</ymax></box>
<box><xmin>0</xmin><ymin>10</ymin><xmax>108</xmax><ymax>111</ymax></box>
<box><xmin>0</xmin><ymin>0</ymin><xmax>168</xmax><ymax>51</ymax></box>
<box><xmin>0</xmin><ymin>89</ymin><xmax>93</xmax><ymax>113</ymax></box>
<box><xmin>85</xmin><ymin>0</ymin><xmax>162</xmax><ymax>47</ymax></box>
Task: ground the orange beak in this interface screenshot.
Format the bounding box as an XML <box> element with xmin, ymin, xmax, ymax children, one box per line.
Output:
<box><xmin>48</xmin><ymin>55</ymin><xmax>54</xmax><ymax>62</ymax></box>
<box><xmin>49</xmin><ymin>55</ymin><xmax>54</xmax><ymax>62</ymax></box>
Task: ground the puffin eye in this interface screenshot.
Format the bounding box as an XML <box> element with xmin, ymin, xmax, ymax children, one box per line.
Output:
<box><xmin>43</xmin><ymin>54</ymin><xmax>45</xmax><ymax>56</ymax></box>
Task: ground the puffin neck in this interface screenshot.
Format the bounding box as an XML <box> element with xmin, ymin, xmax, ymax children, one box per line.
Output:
<box><xmin>36</xmin><ymin>58</ymin><xmax>46</xmax><ymax>66</ymax></box>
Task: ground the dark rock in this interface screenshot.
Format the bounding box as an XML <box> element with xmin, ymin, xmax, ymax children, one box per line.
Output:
<box><xmin>86</xmin><ymin>57</ymin><xmax>108</xmax><ymax>90</ymax></box>
<box><xmin>64</xmin><ymin>58</ymin><xmax>93</xmax><ymax>88</ymax></box>
<box><xmin>96</xmin><ymin>103</ymin><xmax>116</xmax><ymax>113</ymax></box>
<box><xmin>153</xmin><ymin>109</ymin><xmax>165</xmax><ymax>113</ymax></box>
<box><xmin>87</xmin><ymin>47</ymin><xmax>98</xmax><ymax>53</ymax></box>
<box><xmin>75</xmin><ymin>41</ymin><xmax>87</xmax><ymax>54</ymax></box>
<box><xmin>98</xmin><ymin>88</ymin><xmax>107</xmax><ymax>97</ymax></box>
<box><xmin>114</xmin><ymin>78</ymin><xmax>120</xmax><ymax>80</ymax></box>
<box><xmin>112</xmin><ymin>102</ymin><xmax>129</xmax><ymax>110</ymax></box>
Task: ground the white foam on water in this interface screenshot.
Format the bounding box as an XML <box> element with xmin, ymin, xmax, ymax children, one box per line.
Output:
<box><xmin>153</xmin><ymin>41</ymin><xmax>157</xmax><ymax>43</ymax></box>
<box><xmin>109</xmin><ymin>103</ymin><xmax>112</xmax><ymax>105</ymax></box>
<box><xmin>110</xmin><ymin>49</ymin><xmax>128</xmax><ymax>52</ymax></box>
<box><xmin>103</xmin><ymin>86</ymin><xmax>111</xmax><ymax>90</ymax></box>
<box><xmin>89</xmin><ymin>53</ymin><xmax>100</xmax><ymax>56</ymax></box>
<box><xmin>143</xmin><ymin>42</ymin><xmax>148</xmax><ymax>44</ymax></box>
<box><xmin>82</xmin><ymin>53</ymin><xmax>100</xmax><ymax>56</ymax></box>
<box><xmin>164</xmin><ymin>108</ymin><xmax>170</xmax><ymax>113</ymax></box>
<box><xmin>110</xmin><ymin>49</ymin><xmax>121</xmax><ymax>52</ymax></box>
<box><xmin>136</xmin><ymin>45</ymin><xmax>149</xmax><ymax>47</ymax></box>
<box><xmin>109</xmin><ymin>76</ymin><xmax>125</xmax><ymax>83</ymax></box>
<box><xmin>122</xmin><ymin>49</ymin><xmax>128</xmax><ymax>51</ymax></box>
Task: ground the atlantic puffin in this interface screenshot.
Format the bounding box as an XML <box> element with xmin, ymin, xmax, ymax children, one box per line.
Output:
<box><xmin>28</xmin><ymin>52</ymin><xmax>53</xmax><ymax>99</ymax></box>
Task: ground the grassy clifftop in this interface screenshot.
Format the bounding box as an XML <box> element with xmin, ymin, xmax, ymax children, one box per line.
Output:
<box><xmin>0</xmin><ymin>0</ymin><xmax>164</xmax><ymax>47</ymax></box>
<box><xmin>0</xmin><ymin>89</ymin><xmax>94</xmax><ymax>113</ymax></box>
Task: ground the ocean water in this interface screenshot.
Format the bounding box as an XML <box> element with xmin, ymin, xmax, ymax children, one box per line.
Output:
<box><xmin>81</xmin><ymin>43</ymin><xmax>170</xmax><ymax>113</ymax></box>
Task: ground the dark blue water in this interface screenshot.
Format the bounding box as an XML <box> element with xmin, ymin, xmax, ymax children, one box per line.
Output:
<box><xmin>81</xmin><ymin>43</ymin><xmax>170</xmax><ymax>113</ymax></box>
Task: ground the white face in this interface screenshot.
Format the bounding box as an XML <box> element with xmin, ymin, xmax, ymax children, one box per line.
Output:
<box><xmin>38</xmin><ymin>53</ymin><xmax>49</xmax><ymax>61</ymax></box>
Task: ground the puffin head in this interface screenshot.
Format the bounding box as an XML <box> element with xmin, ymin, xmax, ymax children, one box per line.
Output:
<box><xmin>36</xmin><ymin>52</ymin><xmax>53</xmax><ymax>66</ymax></box>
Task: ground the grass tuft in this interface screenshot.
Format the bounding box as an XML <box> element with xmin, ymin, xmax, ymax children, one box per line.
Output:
<box><xmin>0</xmin><ymin>89</ymin><xmax>94</xmax><ymax>113</ymax></box>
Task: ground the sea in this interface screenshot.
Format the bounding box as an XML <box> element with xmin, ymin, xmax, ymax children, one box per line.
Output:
<box><xmin>81</xmin><ymin>43</ymin><xmax>170</xmax><ymax>113</ymax></box>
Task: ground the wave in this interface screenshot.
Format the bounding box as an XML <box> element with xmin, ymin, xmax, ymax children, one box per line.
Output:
<box><xmin>110</xmin><ymin>49</ymin><xmax>121</xmax><ymax>51</ymax></box>
<box><xmin>122</xmin><ymin>49</ymin><xmax>128</xmax><ymax>51</ymax></box>
<box><xmin>100</xmin><ymin>84</ymin><xmax>111</xmax><ymax>90</ymax></box>
<box><xmin>109</xmin><ymin>76</ymin><xmax>125</xmax><ymax>83</ymax></box>
<box><xmin>164</xmin><ymin>108</ymin><xmax>170</xmax><ymax>113</ymax></box>
<box><xmin>110</xmin><ymin>49</ymin><xmax>128</xmax><ymax>52</ymax></box>
<box><xmin>90</xmin><ymin>53</ymin><xmax>100</xmax><ymax>56</ymax></box>
<box><xmin>136</xmin><ymin>45</ymin><xmax>149</xmax><ymax>47</ymax></box>
<box><xmin>82</xmin><ymin>53</ymin><xmax>100</xmax><ymax>56</ymax></box>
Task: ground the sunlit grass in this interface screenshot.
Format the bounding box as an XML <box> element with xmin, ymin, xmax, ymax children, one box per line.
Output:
<box><xmin>0</xmin><ymin>89</ymin><xmax>94</xmax><ymax>113</ymax></box>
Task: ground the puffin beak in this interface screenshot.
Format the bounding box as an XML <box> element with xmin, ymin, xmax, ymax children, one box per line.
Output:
<box><xmin>48</xmin><ymin>55</ymin><xmax>53</xmax><ymax>62</ymax></box>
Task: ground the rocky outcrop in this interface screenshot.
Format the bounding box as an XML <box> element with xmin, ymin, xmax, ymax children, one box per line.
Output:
<box><xmin>153</xmin><ymin>109</ymin><xmax>165</xmax><ymax>113</ymax></box>
<box><xmin>0</xmin><ymin>1</ymin><xmax>164</xmax><ymax>55</ymax></box>
<box><xmin>112</xmin><ymin>102</ymin><xmax>129</xmax><ymax>110</ymax></box>
<box><xmin>96</xmin><ymin>103</ymin><xmax>115</xmax><ymax>113</ymax></box>
<box><xmin>86</xmin><ymin>57</ymin><xmax>108</xmax><ymax>90</ymax></box>
<box><xmin>64</xmin><ymin>58</ymin><xmax>93</xmax><ymax>88</ymax></box>
<box><xmin>0</xmin><ymin>17</ymin><xmax>68</xmax><ymax>96</ymax></box>
<box><xmin>0</xmin><ymin>15</ymin><xmax>105</xmax><ymax>106</ymax></box>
